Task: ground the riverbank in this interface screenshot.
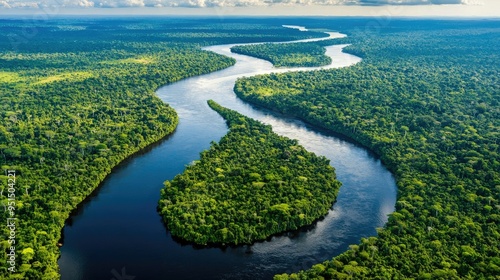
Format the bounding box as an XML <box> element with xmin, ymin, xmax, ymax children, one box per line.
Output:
<box><xmin>58</xmin><ymin>26</ymin><xmax>395</xmax><ymax>280</ymax></box>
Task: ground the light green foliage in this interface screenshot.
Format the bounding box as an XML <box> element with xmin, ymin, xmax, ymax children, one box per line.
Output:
<box><xmin>33</xmin><ymin>71</ymin><xmax>94</xmax><ymax>85</ymax></box>
<box><xmin>158</xmin><ymin>101</ymin><xmax>341</xmax><ymax>245</ymax></box>
<box><xmin>0</xmin><ymin>71</ymin><xmax>23</xmax><ymax>84</ymax></box>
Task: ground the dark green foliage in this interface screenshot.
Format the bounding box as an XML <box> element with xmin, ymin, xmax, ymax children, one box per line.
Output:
<box><xmin>231</xmin><ymin>41</ymin><xmax>332</xmax><ymax>67</ymax></box>
<box><xmin>0</xmin><ymin>18</ymin><xmax>319</xmax><ymax>279</ymax></box>
<box><xmin>234</xmin><ymin>20</ymin><xmax>500</xmax><ymax>279</ymax></box>
<box><xmin>158</xmin><ymin>100</ymin><xmax>341</xmax><ymax>245</ymax></box>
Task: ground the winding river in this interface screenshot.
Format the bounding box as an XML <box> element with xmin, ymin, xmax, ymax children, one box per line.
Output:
<box><xmin>59</xmin><ymin>26</ymin><xmax>396</xmax><ymax>280</ymax></box>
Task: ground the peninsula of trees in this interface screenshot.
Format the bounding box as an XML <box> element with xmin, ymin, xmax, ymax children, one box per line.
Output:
<box><xmin>158</xmin><ymin>100</ymin><xmax>341</xmax><ymax>245</ymax></box>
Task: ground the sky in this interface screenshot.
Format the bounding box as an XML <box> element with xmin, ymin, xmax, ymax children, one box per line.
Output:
<box><xmin>0</xmin><ymin>0</ymin><xmax>499</xmax><ymax>17</ymax></box>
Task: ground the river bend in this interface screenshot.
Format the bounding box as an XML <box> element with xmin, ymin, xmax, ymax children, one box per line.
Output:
<box><xmin>59</xmin><ymin>26</ymin><xmax>396</xmax><ymax>280</ymax></box>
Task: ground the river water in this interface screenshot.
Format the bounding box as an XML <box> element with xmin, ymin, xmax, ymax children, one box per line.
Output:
<box><xmin>59</xmin><ymin>26</ymin><xmax>396</xmax><ymax>280</ymax></box>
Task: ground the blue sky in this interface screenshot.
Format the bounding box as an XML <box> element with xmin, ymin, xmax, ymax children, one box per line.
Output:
<box><xmin>0</xmin><ymin>0</ymin><xmax>498</xmax><ymax>17</ymax></box>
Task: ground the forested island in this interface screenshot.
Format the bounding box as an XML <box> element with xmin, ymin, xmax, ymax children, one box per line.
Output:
<box><xmin>158</xmin><ymin>100</ymin><xmax>341</xmax><ymax>245</ymax></box>
<box><xmin>0</xmin><ymin>19</ymin><xmax>323</xmax><ymax>279</ymax></box>
<box><xmin>234</xmin><ymin>20</ymin><xmax>500</xmax><ymax>279</ymax></box>
<box><xmin>231</xmin><ymin>40</ymin><xmax>332</xmax><ymax>67</ymax></box>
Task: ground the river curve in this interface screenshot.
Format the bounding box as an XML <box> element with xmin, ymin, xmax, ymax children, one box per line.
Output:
<box><xmin>58</xmin><ymin>26</ymin><xmax>396</xmax><ymax>280</ymax></box>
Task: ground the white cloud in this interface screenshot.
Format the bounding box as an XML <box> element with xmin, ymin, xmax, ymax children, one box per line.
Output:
<box><xmin>98</xmin><ymin>0</ymin><xmax>144</xmax><ymax>7</ymax></box>
<box><xmin>358</xmin><ymin>0</ymin><xmax>473</xmax><ymax>4</ymax></box>
<box><xmin>77</xmin><ymin>0</ymin><xmax>94</xmax><ymax>6</ymax></box>
<box><xmin>62</xmin><ymin>0</ymin><xmax>94</xmax><ymax>6</ymax></box>
<box><xmin>0</xmin><ymin>0</ymin><xmax>12</xmax><ymax>7</ymax></box>
<box><xmin>8</xmin><ymin>0</ymin><xmax>39</xmax><ymax>7</ymax></box>
<box><xmin>0</xmin><ymin>0</ymin><xmax>475</xmax><ymax>9</ymax></box>
<box><xmin>462</xmin><ymin>0</ymin><xmax>483</xmax><ymax>5</ymax></box>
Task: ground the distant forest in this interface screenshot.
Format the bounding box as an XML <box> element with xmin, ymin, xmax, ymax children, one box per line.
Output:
<box><xmin>231</xmin><ymin>41</ymin><xmax>332</xmax><ymax>67</ymax></box>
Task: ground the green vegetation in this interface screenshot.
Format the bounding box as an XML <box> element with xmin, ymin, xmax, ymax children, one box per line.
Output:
<box><xmin>231</xmin><ymin>41</ymin><xmax>333</xmax><ymax>67</ymax></box>
<box><xmin>100</xmin><ymin>56</ymin><xmax>155</xmax><ymax>65</ymax></box>
<box><xmin>33</xmin><ymin>71</ymin><xmax>95</xmax><ymax>85</ymax></box>
<box><xmin>0</xmin><ymin>72</ymin><xmax>22</xmax><ymax>83</ymax></box>
<box><xmin>235</xmin><ymin>20</ymin><xmax>500</xmax><ymax>279</ymax></box>
<box><xmin>3</xmin><ymin>16</ymin><xmax>497</xmax><ymax>279</ymax></box>
<box><xmin>0</xmin><ymin>18</ymin><xmax>320</xmax><ymax>279</ymax></box>
<box><xmin>158</xmin><ymin>100</ymin><xmax>341</xmax><ymax>245</ymax></box>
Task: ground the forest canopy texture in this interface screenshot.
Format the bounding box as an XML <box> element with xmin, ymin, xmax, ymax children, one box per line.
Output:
<box><xmin>0</xmin><ymin>18</ymin><xmax>323</xmax><ymax>279</ymax></box>
<box><xmin>233</xmin><ymin>19</ymin><xmax>500</xmax><ymax>279</ymax></box>
<box><xmin>0</xmin><ymin>16</ymin><xmax>498</xmax><ymax>280</ymax></box>
<box><xmin>231</xmin><ymin>40</ymin><xmax>334</xmax><ymax>67</ymax></box>
<box><xmin>158</xmin><ymin>100</ymin><xmax>341</xmax><ymax>245</ymax></box>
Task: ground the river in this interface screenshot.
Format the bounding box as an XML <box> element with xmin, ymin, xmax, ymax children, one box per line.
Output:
<box><xmin>58</xmin><ymin>26</ymin><xmax>396</xmax><ymax>280</ymax></box>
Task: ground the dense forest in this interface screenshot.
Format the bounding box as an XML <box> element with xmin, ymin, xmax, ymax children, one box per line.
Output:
<box><xmin>234</xmin><ymin>20</ymin><xmax>500</xmax><ymax>279</ymax></box>
<box><xmin>2</xmin><ymin>16</ymin><xmax>499</xmax><ymax>279</ymax></box>
<box><xmin>158</xmin><ymin>100</ymin><xmax>341</xmax><ymax>245</ymax></box>
<box><xmin>0</xmin><ymin>18</ymin><xmax>322</xmax><ymax>279</ymax></box>
<box><xmin>231</xmin><ymin>40</ymin><xmax>333</xmax><ymax>67</ymax></box>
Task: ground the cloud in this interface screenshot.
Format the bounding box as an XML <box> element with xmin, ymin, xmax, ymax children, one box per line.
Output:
<box><xmin>63</xmin><ymin>0</ymin><xmax>94</xmax><ymax>6</ymax></box>
<box><xmin>0</xmin><ymin>0</ymin><xmax>474</xmax><ymax>8</ymax></box>
<box><xmin>78</xmin><ymin>0</ymin><xmax>94</xmax><ymax>6</ymax></box>
<box><xmin>98</xmin><ymin>0</ymin><xmax>144</xmax><ymax>7</ymax></box>
<box><xmin>358</xmin><ymin>0</ymin><xmax>468</xmax><ymax>4</ymax></box>
<box><xmin>461</xmin><ymin>0</ymin><xmax>483</xmax><ymax>5</ymax></box>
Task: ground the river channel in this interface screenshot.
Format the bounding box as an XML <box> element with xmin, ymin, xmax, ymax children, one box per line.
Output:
<box><xmin>58</xmin><ymin>26</ymin><xmax>396</xmax><ymax>280</ymax></box>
